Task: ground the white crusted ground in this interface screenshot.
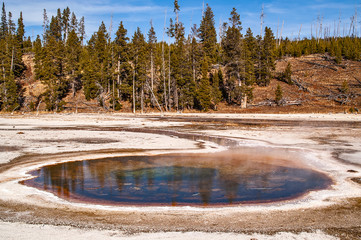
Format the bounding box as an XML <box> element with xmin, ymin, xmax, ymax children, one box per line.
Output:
<box><xmin>0</xmin><ymin>221</ymin><xmax>338</xmax><ymax>240</ymax></box>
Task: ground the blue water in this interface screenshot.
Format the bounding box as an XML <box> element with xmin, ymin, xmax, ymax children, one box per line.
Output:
<box><xmin>23</xmin><ymin>154</ymin><xmax>332</xmax><ymax>206</ymax></box>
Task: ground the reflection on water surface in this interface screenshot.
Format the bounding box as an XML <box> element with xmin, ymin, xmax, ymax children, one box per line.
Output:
<box><xmin>23</xmin><ymin>152</ymin><xmax>332</xmax><ymax>206</ymax></box>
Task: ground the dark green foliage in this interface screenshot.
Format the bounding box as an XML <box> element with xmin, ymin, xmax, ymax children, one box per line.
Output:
<box><xmin>335</xmin><ymin>45</ymin><xmax>342</xmax><ymax>64</ymax></box>
<box><xmin>65</xmin><ymin>29</ymin><xmax>81</xmax><ymax>96</ymax></box>
<box><xmin>3</xmin><ymin>73</ymin><xmax>21</xmax><ymax>111</ymax></box>
<box><xmin>81</xmin><ymin>22</ymin><xmax>112</xmax><ymax>102</ymax></box>
<box><xmin>279</xmin><ymin>62</ymin><xmax>292</xmax><ymax>84</ymax></box>
<box><xmin>131</xmin><ymin>27</ymin><xmax>147</xmax><ymax>111</ymax></box>
<box><xmin>257</xmin><ymin>27</ymin><xmax>276</xmax><ymax>87</ymax></box>
<box><xmin>196</xmin><ymin>56</ymin><xmax>212</xmax><ymax>111</ymax></box>
<box><xmin>62</xmin><ymin>7</ymin><xmax>70</xmax><ymax>41</ymax></box>
<box><xmin>38</xmin><ymin>35</ymin><xmax>68</xmax><ymax>111</ymax></box>
<box><xmin>276</xmin><ymin>37</ymin><xmax>361</xmax><ymax>62</ymax></box>
<box><xmin>0</xmin><ymin>3</ymin><xmax>24</xmax><ymax>111</ymax></box>
<box><xmin>243</xmin><ymin>28</ymin><xmax>256</xmax><ymax>99</ymax></box>
<box><xmin>16</xmin><ymin>12</ymin><xmax>25</xmax><ymax>49</ymax></box>
<box><xmin>275</xmin><ymin>84</ymin><xmax>283</xmax><ymax>105</ymax></box>
<box><xmin>78</xmin><ymin>16</ymin><xmax>85</xmax><ymax>45</ymax></box>
<box><xmin>114</xmin><ymin>21</ymin><xmax>131</xmax><ymax>102</ymax></box>
<box><xmin>210</xmin><ymin>71</ymin><xmax>222</xmax><ymax>108</ymax></box>
<box><xmin>0</xmin><ymin>3</ymin><xmax>7</xmax><ymax>39</ymax></box>
<box><xmin>82</xmin><ymin>54</ymin><xmax>100</xmax><ymax>100</ymax></box>
<box><xmin>199</xmin><ymin>4</ymin><xmax>217</xmax><ymax>63</ymax></box>
<box><xmin>222</xmin><ymin>8</ymin><xmax>242</xmax><ymax>64</ymax></box>
<box><xmin>222</xmin><ymin>8</ymin><xmax>242</xmax><ymax>104</ymax></box>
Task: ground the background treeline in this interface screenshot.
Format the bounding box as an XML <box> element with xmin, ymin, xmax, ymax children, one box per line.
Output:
<box><xmin>1</xmin><ymin>1</ymin><xmax>361</xmax><ymax>112</ymax></box>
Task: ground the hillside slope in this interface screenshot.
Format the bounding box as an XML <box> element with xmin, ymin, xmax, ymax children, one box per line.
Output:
<box><xmin>20</xmin><ymin>54</ymin><xmax>361</xmax><ymax>113</ymax></box>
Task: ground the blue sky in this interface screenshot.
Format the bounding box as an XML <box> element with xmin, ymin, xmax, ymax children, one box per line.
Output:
<box><xmin>4</xmin><ymin>0</ymin><xmax>361</xmax><ymax>42</ymax></box>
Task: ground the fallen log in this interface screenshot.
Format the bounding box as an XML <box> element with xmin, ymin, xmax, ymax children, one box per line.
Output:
<box><xmin>354</xmin><ymin>76</ymin><xmax>361</xmax><ymax>86</ymax></box>
<box><xmin>299</xmin><ymin>60</ymin><xmax>338</xmax><ymax>71</ymax></box>
<box><xmin>291</xmin><ymin>77</ymin><xmax>309</xmax><ymax>92</ymax></box>
<box><xmin>249</xmin><ymin>99</ymin><xmax>303</xmax><ymax>107</ymax></box>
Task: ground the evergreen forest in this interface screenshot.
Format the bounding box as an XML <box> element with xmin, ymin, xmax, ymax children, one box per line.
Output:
<box><xmin>1</xmin><ymin>1</ymin><xmax>361</xmax><ymax>113</ymax></box>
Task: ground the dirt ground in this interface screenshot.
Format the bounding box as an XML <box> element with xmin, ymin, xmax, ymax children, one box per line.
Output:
<box><xmin>0</xmin><ymin>113</ymin><xmax>360</xmax><ymax>239</ymax></box>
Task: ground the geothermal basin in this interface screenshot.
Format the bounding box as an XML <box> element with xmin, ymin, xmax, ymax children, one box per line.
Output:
<box><xmin>23</xmin><ymin>152</ymin><xmax>332</xmax><ymax>206</ymax></box>
<box><xmin>0</xmin><ymin>113</ymin><xmax>360</xmax><ymax>239</ymax></box>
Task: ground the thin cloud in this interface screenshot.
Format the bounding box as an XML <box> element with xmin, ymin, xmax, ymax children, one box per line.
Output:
<box><xmin>308</xmin><ymin>3</ymin><xmax>360</xmax><ymax>10</ymax></box>
<box><xmin>79</xmin><ymin>4</ymin><xmax>165</xmax><ymax>15</ymax></box>
<box><xmin>264</xmin><ymin>4</ymin><xmax>286</xmax><ymax>14</ymax></box>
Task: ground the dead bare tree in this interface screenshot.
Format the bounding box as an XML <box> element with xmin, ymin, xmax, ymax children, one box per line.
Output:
<box><xmin>260</xmin><ymin>4</ymin><xmax>264</xmax><ymax>38</ymax></box>
<box><xmin>278</xmin><ymin>20</ymin><xmax>284</xmax><ymax>46</ymax></box>
<box><xmin>297</xmin><ymin>24</ymin><xmax>302</xmax><ymax>42</ymax></box>
<box><xmin>162</xmin><ymin>10</ymin><xmax>168</xmax><ymax>111</ymax></box>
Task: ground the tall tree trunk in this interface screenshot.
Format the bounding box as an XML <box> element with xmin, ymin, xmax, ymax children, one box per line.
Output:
<box><xmin>141</xmin><ymin>85</ymin><xmax>144</xmax><ymax>114</ymax></box>
<box><xmin>10</xmin><ymin>47</ymin><xmax>14</xmax><ymax>72</ymax></box>
<box><xmin>2</xmin><ymin>64</ymin><xmax>6</xmax><ymax>102</ymax></box>
<box><xmin>241</xmin><ymin>95</ymin><xmax>247</xmax><ymax>109</ymax></box>
<box><xmin>71</xmin><ymin>70</ymin><xmax>76</xmax><ymax>97</ymax></box>
<box><xmin>162</xmin><ymin>45</ymin><xmax>167</xmax><ymax>111</ymax></box>
<box><xmin>151</xmin><ymin>52</ymin><xmax>154</xmax><ymax>91</ymax></box>
<box><xmin>162</xmin><ymin>10</ymin><xmax>168</xmax><ymax>111</ymax></box>
<box><xmin>117</xmin><ymin>58</ymin><xmax>121</xmax><ymax>100</ymax></box>
<box><xmin>150</xmin><ymin>50</ymin><xmax>155</xmax><ymax>108</ymax></box>
<box><xmin>168</xmin><ymin>47</ymin><xmax>171</xmax><ymax>111</ymax></box>
<box><xmin>133</xmin><ymin>67</ymin><xmax>136</xmax><ymax>114</ymax></box>
<box><xmin>113</xmin><ymin>74</ymin><xmax>115</xmax><ymax>111</ymax></box>
<box><xmin>148</xmin><ymin>82</ymin><xmax>163</xmax><ymax>114</ymax></box>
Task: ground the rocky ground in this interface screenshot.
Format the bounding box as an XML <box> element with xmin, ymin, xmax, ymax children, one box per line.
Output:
<box><xmin>0</xmin><ymin>113</ymin><xmax>360</xmax><ymax>239</ymax></box>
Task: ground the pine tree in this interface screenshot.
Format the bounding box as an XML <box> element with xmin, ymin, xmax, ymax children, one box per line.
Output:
<box><xmin>37</xmin><ymin>37</ymin><xmax>66</xmax><ymax>111</ymax></box>
<box><xmin>42</xmin><ymin>9</ymin><xmax>49</xmax><ymax>38</ymax></box>
<box><xmin>81</xmin><ymin>22</ymin><xmax>112</xmax><ymax>107</ymax></box>
<box><xmin>114</xmin><ymin>21</ymin><xmax>130</xmax><ymax>103</ymax></box>
<box><xmin>69</xmin><ymin>12</ymin><xmax>78</xmax><ymax>32</ymax></box>
<box><xmin>7</xmin><ymin>12</ymin><xmax>15</xmax><ymax>35</ymax></box>
<box><xmin>244</xmin><ymin>28</ymin><xmax>256</xmax><ymax>86</ymax></box>
<box><xmin>199</xmin><ymin>4</ymin><xmax>217</xmax><ymax>63</ymax></box>
<box><xmin>16</xmin><ymin>12</ymin><xmax>25</xmax><ymax>50</ymax></box>
<box><xmin>78</xmin><ymin>16</ymin><xmax>85</xmax><ymax>45</ymax></box>
<box><xmin>222</xmin><ymin>8</ymin><xmax>243</xmax><ymax>104</ymax></box>
<box><xmin>335</xmin><ymin>42</ymin><xmax>342</xmax><ymax>64</ymax></box>
<box><xmin>0</xmin><ymin>3</ymin><xmax>7</xmax><ymax>39</ymax></box>
<box><xmin>147</xmin><ymin>20</ymin><xmax>157</xmax><ymax>93</ymax></box>
<box><xmin>190</xmin><ymin>24</ymin><xmax>202</xmax><ymax>84</ymax></box>
<box><xmin>35</xmin><ymin>12</ymin><xmax>68</xmax><ymax>111</ymax></box>
<box><xmin>131</xmin><ymin>27</ymin><xmax>147</xmax><ymax>113</ymax></box>
<box><xmin>4</xmin><ymin>73</ymin><xmax>21</xmax><ymax>111</ymax></box>
<box><xmin>275</xmin><ymin>84</ymin><xmax>283</xmax><ymax>105</ymax></box>
<box><xmin>62</xmin><ymin>7</ymin><xmax>70</xmax><ymax>41</ymax></box>
<box><xmin>81</xmin><ymin>46</ymin><xmax>100</xmax><ymax>101</ymax></box>
<box><xmin>171</xmin><ymin>1</ymin><xmax>187</xmax><ymax>110</ymax></box>
<box><xmin>65</xmin><ymin>29</ymin><xmax>81</xmax><ymax>97</ymax></box>
<box><xmin>94</xmin><ymin>22</ymin><xmax>110</xmax><ymax>93</ymax></box>
<box><xmin>49</xmin><ymin>15</ymin><xmax>62</xmax><ymax>41</ymax></box>
<box><xmin>282</xmin><ymin>62</ymin><xmax>292</xmax><ymax>84</ymax></box>
<box><xmin>257</xmin><ymin>27</ymin><xmax>276</xmax><ymax>86</ymax></box>
<box><xmin>210</xmin><ymin>71</ymin><xmax>222</xmax><ymax>109</ymax></box>
<box><xmin>222</xmin><ymin>8</ymin><xmax>242</xmax><ymax>64</ymax></box>
<box><xmin>196</xmin><ymin>56</ymin><xmax>211</xmax><ymax>111</ymax></box>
